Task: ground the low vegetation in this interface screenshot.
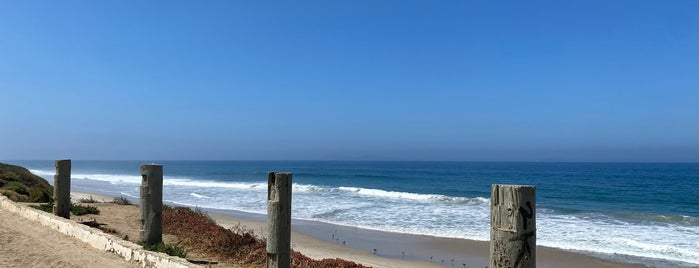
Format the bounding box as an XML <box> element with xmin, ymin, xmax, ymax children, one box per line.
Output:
<box><xmin>71</xmin><ymin>204</ymin><xmax>100</xmax><ymax>215</ymax></box>
<box><xmin>162</xmin><ymin>206</ymin><xmax>368</xmax><ymax>267</ymax></box>
<box><xmin>79</xmin><ymin>218</ymin><xmax>117</xmax><ymax>234</ymax></box>
<box><xmin>163</xmin><ymin>206</ymin><xmax>264</xmax><ymax>264</ymax></box>
<box><xmin>30</xmin><ymin>202</ymin><xmax>53</xmax><ymax>213</ymax></box>
<box><xmin>111</xmin><ymin>196</ymin><xmax>133</xmax><ymax>205</ymax></box>
<box><xmin>0</xmin><ymin>163</ymin><xmax>53</xmax><ymax>202</ymax></box>
<box><xmin>30</xmin><ymin>202</ymin><xmax>101</xmax><ymax>216</ymax></box>
<box><xmin>78</xmin><ymin>195</ymin><xmax>99</xmax><ymax>203</ymax></box>
<box><xmin>142</xmin><ymin>242</ymin><xmax>187</xmax><ymax>258</ymax></box>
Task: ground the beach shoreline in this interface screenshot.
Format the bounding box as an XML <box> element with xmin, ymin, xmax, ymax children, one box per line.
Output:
<box><xmin>71</xmin><ymin>191</ymin><xmax>645</xmax><ymax>268</ymax></box>
<box><xmin>18</xmin><ymin>160</ymin><xmax>695</xmax><ymax>267</ymax></box>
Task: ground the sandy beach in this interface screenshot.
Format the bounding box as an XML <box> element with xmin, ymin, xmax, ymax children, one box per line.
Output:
<box><xmin>206</xmin><ymin>209</ymin><xmax>645</xmax><ymax>268</ymax></box>
<box><xmin>65</xmin><ymin>191</ymin><xmax>644</xmax><ymax>268</ymax></box>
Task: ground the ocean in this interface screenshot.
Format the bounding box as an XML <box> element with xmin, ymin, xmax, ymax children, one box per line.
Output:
<box><xmin>8</xmin><ymin>160</ymin><xmax>699</xmax><ymax>267</ymax></box>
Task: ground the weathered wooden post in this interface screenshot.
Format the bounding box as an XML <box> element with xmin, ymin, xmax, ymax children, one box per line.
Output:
<box><xmin>490</xmin><ymin>184</ymin><xmax>536</xmax><ymax>268</ymax></box>
<box><xmin>53</xmin><ymin>159</ymin><xmax>71</xmax><ymax>218</ymax></box>
<box><xmin>139</xmin><ymin>164</ymin><xmax>163</xmax><ymax>244</ymax></box>
<box><xmin>266</xmin><ymin>172</ymin><xmax>292</xmax><ymax>268</ymax></box>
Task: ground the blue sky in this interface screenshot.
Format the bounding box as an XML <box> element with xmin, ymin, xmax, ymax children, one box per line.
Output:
<box><xmin>1</xmin><ymin>1</ymin><xmax>698</xmax><ymax>161</ymax></box>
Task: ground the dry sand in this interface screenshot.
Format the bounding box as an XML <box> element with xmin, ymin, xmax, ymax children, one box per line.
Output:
<box><xmin>0</xmin><ymin>204</ymin><xmax>138</xmax><ymax>268</ymax></box>
<box><xmin>208</xmin><ymin>213</ymin><xmax>445</xmax><ymax>268</ymax></box>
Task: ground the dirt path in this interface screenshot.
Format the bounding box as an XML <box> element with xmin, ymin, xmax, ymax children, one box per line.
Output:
<box><xmin>0</xmin><ymin>207</ymin><xmax>138</xmax><ymax>268</ymax></box>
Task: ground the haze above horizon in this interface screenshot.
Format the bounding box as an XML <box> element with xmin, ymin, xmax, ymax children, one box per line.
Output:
<box><xmin>1</xmin><ymin>1</ymin><xmax>698</xmax><ymax>162</ymax></box>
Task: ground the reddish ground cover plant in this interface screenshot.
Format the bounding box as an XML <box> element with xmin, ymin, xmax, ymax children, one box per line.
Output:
<box><xmin>162</xmin><ymin>206</ymin><xmax>368</xmax><ymax>267</ymax></box>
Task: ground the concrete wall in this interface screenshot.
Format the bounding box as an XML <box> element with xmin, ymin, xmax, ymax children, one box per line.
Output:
<box><xmin>0</xmin><ymin>196</ymin><xmax>196</xmax><ymax>268</ymax></box>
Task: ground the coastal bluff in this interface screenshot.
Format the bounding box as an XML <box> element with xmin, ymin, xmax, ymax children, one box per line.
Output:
<box><xmin>0</xmin><ymin>162</ymin><xmax>53</xmax><ymax>202</ymax></box>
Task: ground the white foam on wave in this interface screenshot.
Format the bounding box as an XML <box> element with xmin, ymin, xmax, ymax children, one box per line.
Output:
<box><xmin>190</xmin><ymin>192</ymin><xmax>209</xmax><ymax>199</ymax></box>
<box><xmin>30</xmin><ymin>169</ymin><xmax>268</xmax><ymax>190</ymax></box>
<box><xmin>32</xmin><ymin>169</ymin><xmax>143</xmax><ymax>184</ymax></box>
<box><xmin>537</xmin><ymin>213</ymin><xmax>699</xmax><ymax>265</ymax></box>
<box><xmin>31</xmin><ymin>168</ymin><xmax>483</xmax><ymax>205</ymax></box>
<box><xmin>293</xmin><ymin>184</ymin><xmax>333</xmax><ymax>193</ymax></box>
<box><xmin>119</xmin><ymin>192</ymin><xmax>139</xmax><ymax>199</ymax></box>
<box><xmin>338</xmin><ymin>186</ymin><xmax>489</xmax><ymax>204</ymax></box>
<box><xmin>29</xmin><ymin>169</ymin><xmax>54</xmax><ymax>176</ymax></box>
<box><xmin>164</xmin><ymin>179</ymin><xmax>265</xmax><ymax>189</ymax></box>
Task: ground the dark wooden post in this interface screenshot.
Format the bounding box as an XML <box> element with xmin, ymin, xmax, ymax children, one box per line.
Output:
<box><xmin>266</xmin><ymin>172</ymin><xmax>292</xmax><ymax>268</ymax></box>
<box><xmin>490</xmin><ymin>184</ymin><xmax>536</xmax><ymax>268</ymax></box>
<box><xmin>53</xmin><ymin>159</ymin><xmax>71</xmax><ymax>218</ymax></box>
<box><xmin>139</xmin><ymin>164</ymin><xmax>163</xmax><ymax>244</ymax></box>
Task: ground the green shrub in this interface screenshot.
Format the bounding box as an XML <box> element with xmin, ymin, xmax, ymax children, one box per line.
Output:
<box><xmin>1</xmin><ymin>171</ymin><xmax>20</xmax><ymax>181</ymax></box>
<box><xmin>30</xmin><ymin>202</ymin><xmax>54</xmax><ymax>213</ymax></box>
<box><xmin>71</xmin><ymin>204</ymin><xmax>100</xmax><ymax>215</ymax></box>
<box><xmin>1</xmin><ymin>189</ymin><xmax>28</xmax><ymax>202</ymax></box>
<box><xmin>0</xmin><ymin>163</ymin><xmax>53</xmax><ymax>202</ymax></box>
<box><xmin>2</xmin><ymin>181</ymin><xmax>30</xmax><ymax>196</ymax></box>
<box><xmin>29</xmin><ymin>187</ymin><xmax>52</xmax><ymax>203</ymax></box>
<box><xmin>143</xmin><ymin>242</ymin><xmax>187</xmax><ymax>258</ymax></box>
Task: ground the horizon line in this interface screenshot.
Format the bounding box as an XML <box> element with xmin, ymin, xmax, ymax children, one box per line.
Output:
<box><xmin>3</xmin><ymin>159</ymin><xmax>699</xmax><ymax>164</ymax></box>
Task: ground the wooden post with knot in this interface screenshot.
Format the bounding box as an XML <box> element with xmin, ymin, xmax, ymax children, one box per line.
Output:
<box><xmin>490</xmin><ymin>184</ymin><xmax>536</xmax><ymax>268</ymax></box>
<box><xmin>266</xmin><ymin>172</ymin><xmax>292</xmax><ymax>268</ymax></box>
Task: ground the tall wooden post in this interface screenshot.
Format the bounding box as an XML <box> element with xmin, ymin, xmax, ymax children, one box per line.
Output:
<box><xmin>53</xmin><ymin>159</ymin><xmax>71</xmax><ymax>218</ymax></box>
<box><xmin>139</xmin><ymin>164</ymin><xmax>163</xmax><ymax>244</ymax></box>
<box><xmin>490</xmin><ymin>184</ymin><xmax>536</xmax><ymax>268</ymax></box>
<box><xmin>266</xmin><ymin>172</ymin><xmax>292</xmax><ymax>268</ymax></box>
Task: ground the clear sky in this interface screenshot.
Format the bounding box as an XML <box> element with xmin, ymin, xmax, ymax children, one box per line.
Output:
<box><xmin>1</xmin><ymin>1</ymin><xmax>698</xmax><ymax>162</ymax></box>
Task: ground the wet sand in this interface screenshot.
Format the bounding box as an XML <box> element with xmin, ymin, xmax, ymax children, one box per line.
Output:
<box><xmin>206</xmin><ymin>208</ymin><xmax>645</xmax><ymax>268</ymax></box>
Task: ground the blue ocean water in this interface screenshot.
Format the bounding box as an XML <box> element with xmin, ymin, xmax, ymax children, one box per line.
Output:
<box><xmin>9</xmin><ymin>160</ymin><xmax>699</xmax><ymax>266</ymax></box>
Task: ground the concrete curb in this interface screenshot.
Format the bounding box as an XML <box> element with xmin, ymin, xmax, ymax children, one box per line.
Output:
<box><xmin>0</xmin><ymin>196</ymin><xmax>197</xmax><ymax>268</ymax></box>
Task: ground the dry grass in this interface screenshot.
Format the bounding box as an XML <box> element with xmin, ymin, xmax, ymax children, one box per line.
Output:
<box><xmin>162</xmin><ymin>206</ymin><xmax>369</xmax><ymax>267</ymax></box>
<box><xmin>78</xmin><ymin>195</ymin><xmax>99</xmax><ymax>203</ymax></box>
<box><xmin>163</xmin><ymin>206</ymin><xmax>266</xmax><ymax>265</ymax></box>
<box><xmin>290</xmin><ymin>251</ymin><xmax>369</xmax><ymax>268</ymax></box>
<box><xmin>111</xmin><ymin>196</ymin><xmax>133</xmax><ymax>205</ymax></box>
